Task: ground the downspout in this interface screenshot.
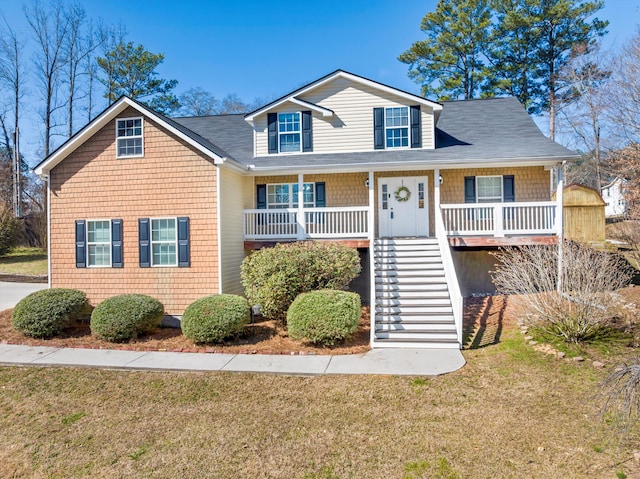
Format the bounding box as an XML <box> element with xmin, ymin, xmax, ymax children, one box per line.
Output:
<box><xmin>44</xmin><ymin>174</ymin><xmax>51</xmax><ymax>288</ymax></box>
<box><xmin>368</xmin><ymin>170</ymin><xmax>375</xmax><ymax>347</ymax></box>
<box><xmin>556</xmin><ymin>162</ymin><xmax>565</xmax><ymax>293</ymax></box>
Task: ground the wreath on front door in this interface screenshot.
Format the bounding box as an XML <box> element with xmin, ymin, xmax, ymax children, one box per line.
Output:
<box><xmin>394</xmin><ymin>185</ymin><xmax>411</xmax><ymax>202</ymax></box>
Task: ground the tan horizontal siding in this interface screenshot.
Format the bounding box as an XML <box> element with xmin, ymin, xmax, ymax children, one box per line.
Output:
<box><xmin>220</xmin><ymin>168</ymin><xmax>251</xmax><ymax>296</ymax></box>
<box><xmin>254</xmin><ymin>77</ymin><xmax>435</xmax><ymax>156</ymax></box>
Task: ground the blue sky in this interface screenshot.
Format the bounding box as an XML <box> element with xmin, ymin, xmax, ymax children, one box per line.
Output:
<box><xmin>0</xmin><ymin>0</ymin><xmax>639</xmax><ymax>162</ymax></box>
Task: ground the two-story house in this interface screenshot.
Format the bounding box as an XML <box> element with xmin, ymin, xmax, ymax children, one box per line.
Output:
<box><xmin>34</xmin><ymin>70</ymin><xmax>579</xmax><ymax>349</ymax></box>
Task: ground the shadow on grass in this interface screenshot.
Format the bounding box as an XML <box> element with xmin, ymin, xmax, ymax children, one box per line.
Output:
<box><xmin>0</xmin><ymin>253</ymin><xmax>47</xmax><ymax>265</ymax></box>
<box><xmin>463</xmin><ymin>296</ymin><xmax>508</xmax><ymax>350</ymax></box>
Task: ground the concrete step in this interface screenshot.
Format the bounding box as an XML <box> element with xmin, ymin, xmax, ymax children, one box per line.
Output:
<box><xmin>371</xmin><ymin>338</ymin><xmax>460</xmax><ymax>348</ymax></box>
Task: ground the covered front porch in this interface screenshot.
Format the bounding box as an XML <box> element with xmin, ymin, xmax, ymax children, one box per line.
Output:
<box><xmin>242</xmin><ymin>168</ymin><xmax>564</xmax><ymax>247</ymax></box>
<box><xmin>240</xmin><ymin>166</ymin><xmax>564</xmax><ymax>350</ymax></box>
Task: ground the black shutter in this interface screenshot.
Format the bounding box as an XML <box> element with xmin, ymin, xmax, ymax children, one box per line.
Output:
<box><xmin>177</xmin><ymin>217</ymin><xmax>190</xmax><ymax>267</ymax></box>
<box><xmin>256</xmin><ymin>184</ymin><xmax>267</xmax><ymax>226</ymax></box>
<box><xmin>139</xmin><ymin>218</ymin><xmax>150</xmax><ymax>268</ymax></box>
<box><xmin>503</xmin><ymin>175</ymin><xmax>515</xmax><ymax>202</ymax></box>
<box><xmin>302</xmin><ymin>110</ymin><xmax>312</xmax><ymax>152</ymax></box>
<box><xmin>373</xmin><ymin>107</ymin><xmax>384</xmax><ymax>149</ymax></box>
<box><xmin>111</xmin><ymin>219</ymin><xmax>123</xmax><ymax>268</ymax></box>
<box><xmin>315</xmin><ymin>182</ymin><xmax>326</xmax><ymax>207</ymax></box>
<box><xmin>268</xmin><ymin>113</ymin><xmax>278</xmax><ymax>154</ymax></box>
<box><xmin>410</xmin><ymin>105</ymin><xmax>421</xmax><ymax>148</ymax></box>
<box><xmin>464</xmin><ymin>177</ymin><xmax>476</xmax><ymax>203</ymax></box>
<box><xmin>256</xmin><ymin>184</ymin><xmax>267</xmax><ymax>209</ymax></box>
<box><xmin>75</xmin><ymin>220</ymin><xmax>86</xmax><ymax>268</ymax></box>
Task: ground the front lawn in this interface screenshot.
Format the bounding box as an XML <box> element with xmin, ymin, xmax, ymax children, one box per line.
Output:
<box><xmin>0</xmin><ymin>247</ymin><xmax>48</xmax><ymax>276</ymax></box>
<box><xmin>0</xmin><ymin>323</ymin><xmax>638</xmax><ymax>478</ymax></box>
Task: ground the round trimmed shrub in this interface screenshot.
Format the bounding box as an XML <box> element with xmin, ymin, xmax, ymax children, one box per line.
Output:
<box><xmin>90</xmin><ymin>294</ymin><xmax>164</xmax><ymax>342</ymax></box>
<box><xmin>287</xmin><ymin>290</ymin><xmax>361</xmax><ymax>346</ymax></box>
<box><xmin>241</xmin><ymin>241</ymin><xmax>361</xmax><ymax>322</ymax></box>
<box><xmin>181</xmin><ymin>294</ymin><xmax>250</xmax><ymax>344</ymax></box>
<box><xmin>11</xmin><ymin>288</ymin><xmax>89</xmax><ymax>338</ymax></box>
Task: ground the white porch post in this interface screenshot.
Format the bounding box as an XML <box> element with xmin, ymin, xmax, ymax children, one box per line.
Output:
<box><xmin>494</xmin><ymin>205</ymin><xmax>504</xmax><ymax>237</ymax></box>
<box><xmin>434</xmin><ymin>169</ymin><xmax>441</xmax><ymax>236</ymax></box>
<box><xmin>556</xmin><ymin>163</ymin><xmax>564</xmax><ymax>292</ymax></box>
<box><xmin>368</xmin><ymin>170</ymin><xmax>376</xmax><ymax>346</ymax></box>
<box><xmin>297</xmin><ymin>173</ymin><xmax>306</xmax><ymax>240</ymax></box>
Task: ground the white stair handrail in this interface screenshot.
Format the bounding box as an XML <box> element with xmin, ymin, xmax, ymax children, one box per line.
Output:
<box><xmin>436</xmin><ymin>208</ymin><xmax>463</xmax><ymax>348</ymax></box>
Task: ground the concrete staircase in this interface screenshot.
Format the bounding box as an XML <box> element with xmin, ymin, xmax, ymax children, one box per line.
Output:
<box><xmin>373</xmin><ymin>238</ymin><xmax>459</xmax><ymax>348</ymax></box>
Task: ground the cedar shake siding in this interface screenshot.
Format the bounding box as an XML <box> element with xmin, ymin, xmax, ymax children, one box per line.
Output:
<box><xmin>439</xmin><ymin>166</ymin><xmax>550</xmax><ymax>204</ymax></box>
<box><xmin>49</xmin><ymin>107</ymin><xmax>219</xmax><ymax>315</ymax></box>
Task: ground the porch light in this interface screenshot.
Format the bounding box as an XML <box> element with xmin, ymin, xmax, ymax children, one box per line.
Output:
<box><xmin>439</xmin><ymin>175</ymin><xmax>444</xmax><ymax>184</ymax></box>
<box><xmin>365</xmin><ymin>178</ymin><xmax>370</xmax><ymax>187</ymax></box>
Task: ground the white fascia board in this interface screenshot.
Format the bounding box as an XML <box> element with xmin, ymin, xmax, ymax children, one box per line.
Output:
<box><xmin>35</xmin><ymin>97</ymin><xmax>224</xmax><ymax>175</ymax></box>
<box><xmin>245</xmin><ymin>156</ymin><xmax>575</xmax><ymax>176</ymax></box>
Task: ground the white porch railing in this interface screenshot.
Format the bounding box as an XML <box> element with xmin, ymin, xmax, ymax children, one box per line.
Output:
<box><xmin>243</xmin><ymin>207</ymin><xmax>369</xmax><ymax>240</ymax></box>
<box><xmin>440</xmin><ymin>201</ymin><xmax>558</xmax><ymax>237</ymax></box>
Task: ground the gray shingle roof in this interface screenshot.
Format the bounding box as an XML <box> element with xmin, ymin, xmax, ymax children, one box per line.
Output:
<box><xmin>172</xmin><ymin>96</ymin><xmax>577</xmax><ymax>173</ymax></box>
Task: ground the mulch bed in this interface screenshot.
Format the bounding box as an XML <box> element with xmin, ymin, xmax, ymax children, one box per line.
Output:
<box><xmin>0</xmin><ymin>307</ymin><xmax>372</xmax><ymax>355</ymax></box>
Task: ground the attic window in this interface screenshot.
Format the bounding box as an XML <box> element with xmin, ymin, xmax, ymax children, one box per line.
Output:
<box><xmin>278</xmin><ymin>112</ymin><xmax>301</xmax><ymax>152</ymax></box>
<box><xmin>116</xmin><ymin>117</ymin><xmax>143</xmax><ymax>157</ymax></box>
<box><xmin>385</xmin><ymin>107</ymin><xmax>409</xmax><ymax>148</ymax></box>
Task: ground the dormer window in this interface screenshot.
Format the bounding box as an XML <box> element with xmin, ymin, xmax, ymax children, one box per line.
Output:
<box><xmin>278</xmin><ymin>112</ymin><xmax>301</xmax><ymax>152</ymax></box>
<box><xmin>116</xmin><ymin>117</ymin><xmax>143</xmax><ymax>158</ymax></box>
<box><xmin>385</xmin><ymin>107</ymin><xmax>409</xmax><ymax>148</ymax></box>
<box><xmin>267</xmin><ymin>111</ymin><xmax>312</xmax><ymax>154</ymax></box>
<box><xmin>374</xmin><ymin>105</ymin><xmax>421</xmax><ymax>150</ymax></box>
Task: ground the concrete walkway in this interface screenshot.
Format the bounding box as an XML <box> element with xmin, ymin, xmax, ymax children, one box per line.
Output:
<box><xmin>0</xmin><ymin>281</ymin><xmax>466</xmax><ymax>376</ymax></box>
<box><xmin>0</xmin><ymin>281</ymin><xmax>48</xmax><ymax>311</ymax></box>
<box><xmin>0</xmin><ymin>343</ymin><xmax>466</xmax><ymax>376</ymax></box>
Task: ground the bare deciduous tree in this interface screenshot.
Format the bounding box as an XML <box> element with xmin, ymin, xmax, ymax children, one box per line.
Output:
<box><xmin>25</xmin><ymin>0</ymin><xmax>71</xmax><ymax>157</ymax></box>
<box><xmin>557</xmin><ymin>43</ymin><xmax>611</xmax><ymax>189</ymax></box>
<box><xmin>178</xmin><ymin>87</ymin><xmax>218</xmax><ymax>116</ymax></box>
<box><xmin>491</xmin><ymin>242</ymin><xmax>631</xmax><ymax>343</ymax></box>
<box><xmin>0</xmin><ymin>19</ymin><xmax>26</xmax><ymax>216</ymax></box>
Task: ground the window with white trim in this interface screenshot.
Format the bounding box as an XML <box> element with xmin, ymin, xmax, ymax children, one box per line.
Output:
<box><xmin>267</xmin><ymin>183</ymin><xmax>315</xmax><ymax>209</ymax></box>
<box><xmin>385</xmin><ymin>107</ymin><xmax>409</xmax><ymax>148</ymax></box>
<box><xmin>278</xmin><ymin>112</ymin><xmax>301</xmax><ymax>152</ymax></box>
<box><xmin>116</xmin><ymin>117</ymin><xmax>143</xmax><ymax>157</ymax></box>
<box><xmin>151</xmin><ymin>218</ymin><xmax>177</xmax><ymax>266</ymax></box>
<box><xmin>87</xmin><ymin>220</ymin><xmax>111</xmax><ymax>267</ymax></box>
<box><xmin>476</xmin><ymin>176</ymin><xmax>503</xmax><ymax>203</ymax></box>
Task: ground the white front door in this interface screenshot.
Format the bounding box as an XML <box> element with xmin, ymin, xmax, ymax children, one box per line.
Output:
<box><xmin>378</xmin><ymin>176</ymin><xmax>429</xmax><ymax>237</ymax></box>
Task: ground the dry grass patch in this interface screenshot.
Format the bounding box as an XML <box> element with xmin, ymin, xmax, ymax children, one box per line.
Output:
<box><xmin>0</xmin><ymin>247</ymin><xmax>47</xmax><ymax>276</ymax></box>
<box><xmin>0</xmin><ymin>325</ymin><xmax>638</xmax><ymax>478</ymax></box>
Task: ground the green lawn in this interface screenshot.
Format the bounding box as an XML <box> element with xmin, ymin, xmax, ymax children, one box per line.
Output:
<box><xmin>0</xmin><ymin>247</ymin><xmax>48</xmax><ymax>276</ymax></box>
<box><xmin>0</xmin><ymin>327</ymin><xmax>637</xmax><ymax>478</ymax></box>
